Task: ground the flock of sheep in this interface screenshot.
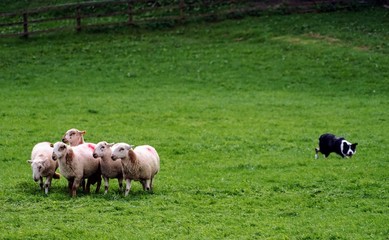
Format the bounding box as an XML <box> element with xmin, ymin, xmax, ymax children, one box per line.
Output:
<box><xmin>27</xmin><ymin>128</ymin><xmax>160</xmax><ymax>197</ymax></box>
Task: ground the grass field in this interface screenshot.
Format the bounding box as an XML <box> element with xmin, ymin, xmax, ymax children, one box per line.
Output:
<box><xmin>0</xmin><ymin>7</ymin><xmax>388</xmax><ymax>239</ymax></box>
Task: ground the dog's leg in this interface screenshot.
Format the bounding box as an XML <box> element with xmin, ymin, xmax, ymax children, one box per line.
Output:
<box><xmin>315</xmin><ymin>148</ymin><xmax>320</xmax><ymax>159</ymax></box>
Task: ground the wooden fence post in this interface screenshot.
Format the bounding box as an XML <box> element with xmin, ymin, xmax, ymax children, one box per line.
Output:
<box><xmin>179</xmin><ymin>0</ymin><xmax>185</xmax><ymax>23</ymax></box>
<box><xmin>22</xmin><ymin>12</ymin><xmax>29</xmax><ymax>38</ymax></box>
<box><xmin>76</xmin><ymin>5</ymin><xmax>81</xmax><ymax>32</ymax></box>
<box><xmin>127</xmin><ymin>0</ymin><xmax>133</xmax><ymax>25</ymax></box>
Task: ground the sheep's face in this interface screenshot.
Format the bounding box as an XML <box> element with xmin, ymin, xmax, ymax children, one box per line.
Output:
<box><xmin>52</xmin><ymin>142</ymin><xmax>68</xmax><ymax>161</ymax></box>
<box><xmin>111</xmin><ymin>143</ymin><xmax>131</xmax><ymax>161</ymax></box>
<box><xmin>93</xmin><ymin>141</ymin><xmax>113</xmax><ymax>158</ymax></box>
<box><xmin>28</xmin><ymin>160</ymin><xmax>45</xmax><ymax>181</ymax></box>
<box><xmin>62</xmin><ymin>128</ymin><xmax>85</xmax><ymax>146</ymax></box>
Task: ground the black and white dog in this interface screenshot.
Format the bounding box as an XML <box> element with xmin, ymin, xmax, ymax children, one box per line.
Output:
<box><xmin>315</xmin><ymin>133</ymin><xmax>358</xmax><ymax>159</ymax></box>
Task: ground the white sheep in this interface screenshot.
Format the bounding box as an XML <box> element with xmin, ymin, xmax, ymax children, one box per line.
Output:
<box><xmin>111</xmin><ymin>143</ymin><xmax>160</xmax><ymax>196</ymax></box>
<box><xmin>61</xmin><ymin>128</ymin><xmax>97</xmax><ymax>190</ymax></box>
<box><xmin>62</xmin><ymin>128</ymin><xmax>94</xmax><ymax>147</ymax></box>
<box><xmin>27</xmin><ymin>142</ymin><xmax>60</xmax><ymax>194</ymax></box>
<box><xmin>52</xmin><ymin>142</ymin><xmax>101</xmax><ymax>197</ymax></box>
<box><xmin>93</xmin><ymin>141</ymin><xmax>123</xmax><ymax>194</ymax></box>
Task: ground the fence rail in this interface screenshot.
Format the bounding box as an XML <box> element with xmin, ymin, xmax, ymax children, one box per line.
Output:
<box><xmin>0</xmin><ymin>0</ymin><xmax>376</xmax><ymax>38</ymax></box>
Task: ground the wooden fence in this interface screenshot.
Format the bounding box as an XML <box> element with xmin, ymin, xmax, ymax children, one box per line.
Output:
<box><xmin>0</xmin><ymin>0</ymin><xmax>376</xmax><ymax>38</ymax></box>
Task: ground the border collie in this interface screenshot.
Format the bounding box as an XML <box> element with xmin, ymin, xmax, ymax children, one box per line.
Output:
<box><xmin>315</xmin><ymin>133</ymin><xmax>357</xmax><ymax>159</ymax></box>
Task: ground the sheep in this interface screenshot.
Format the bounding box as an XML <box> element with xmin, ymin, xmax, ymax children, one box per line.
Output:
<box><xmin>111</xmin><ymin>143</ymin><xmax>160</xmax><ymax>196</ymax></box>
<box><xmin>62</xmin><ymin>128</ymin><xmax>94</xmax><ymax>147</ymax></box>
<box><xmin>93</xmin><ymin>141</ymin><xmax>123</xmax><ymax>194</ymax></box>
<box><xmin>52</xmin><ymin>142</ymin><xmax>101</xmax><ymax>197</ymax></box>
<box><xmin>27</xmin><ymin>142</ymin><xmax>60</xmax><ymax>194</ymax></box>
<box><xmin>61</xmin><ymin>128</ymin><xmax>97</xmax><ymax>190</ymax></box>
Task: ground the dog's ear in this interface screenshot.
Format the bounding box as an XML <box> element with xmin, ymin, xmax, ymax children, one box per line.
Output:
<box><xmin>351</xmin><ymin>143</ymin><xmax>358</xmax><ymax>151</ymax></box>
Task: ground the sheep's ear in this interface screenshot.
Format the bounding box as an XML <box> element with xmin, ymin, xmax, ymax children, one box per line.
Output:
<box><xmin>66</xmin><ymin>148</ymin><xmax>74</xmax><ymax>162</ymax></box>
<box><xmin>80</xmin><ymin>130</ymin><xmax>86</xmax><ymax>135</ymax></box>
<box><xmin>107</xmin><ymin>143</ymin><xmax>115</xmax><ymax>148</ymax></box>
<box><xmin>128</xmin><ymin>149</ymin><xmax>137</xmax><ymax>163</ymax></box>
<box><xmin>50</xmin><ymin>143</ymin><xmax>54</xmax><ymax>148</ymax></box>
<box><xmin>27</xmin><ymin>160</ymin><xmax>33</xmax><ymax>164</ymax></box>
<box><xmin>42</xmin><ymin>160</ymin><xmax>50</xmax><ymax>168</ymax></box>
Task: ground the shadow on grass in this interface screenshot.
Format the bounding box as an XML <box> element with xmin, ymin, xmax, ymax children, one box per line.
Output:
<box><xmin>12</xmin><ymin>179</ymin><xmax>158</xmax><ymax>202</ymax></box>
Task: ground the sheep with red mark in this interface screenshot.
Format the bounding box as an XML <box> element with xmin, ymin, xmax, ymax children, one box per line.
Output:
<box><xmin>93</xmin><ymin>141</ymin><xmax>123</xmax><ymax>194</ymax></box>
<box><xmin>111</xmin><ymin>143</ymin><xmax>160</xmax><ymax>196</ymax></box>
<box><xmin>27</xmin><ymin>142</ymin><xmax>60</xmax><ymax>194</ymax></box>
<box><xmin>61</xmin><ymin>128</ymin><xmax>97</xmax><ymax>190</ymax></box>
<box><xmin>52</xmin><ymin>142</ymin><xmax>101</xmax><ymax>197</ymax></box>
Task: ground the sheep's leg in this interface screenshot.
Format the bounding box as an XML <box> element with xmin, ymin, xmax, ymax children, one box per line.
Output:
<box><xmin>44</xmin><ymin>176</ymin><xmax>52</xmax><ymax>195</ymax></box>
<box><xmin>150</xmin><ymin>177</ymin><xmax>154</xmax><ymax>191</ymax></box>
<box><xmin>68</xmin><ymin>180</ymin><xmax>74</xmax><ymax>196</ymax></box>
<box><xmin>140</xmin><ymin>179</ymin><xmax>150</xmax><ymax>191</ymax></box>
<box><xmin>118</xmin><ymin>177</ymin><xmax>123</xmax><ymax>192</ymax></box>
<box><xmin>85</xmin><ymin>179</ymin><xmax>91</xmax><ymax>194</ymax></box>
<box><xmin>145</xmin><ymin>179</ymin><xmax>151</xmax><ymax>191</ymax></box>
<box><xmin>95</xmin><ymin>176</ymin><xmax>101</xmax><ymax>193</ymax></box>
<box><xmin>39</xmin><ymin>177</ymin><xmax>44</xmax><ymax>190</ymax></box>
<box><xmin>144</xmin><ymin>179</ymin><xmax>151</xmax><ymax>191</ymax></box>
<box><xmin>72</xmin><ymin>179</ymin><xmax>81</xmax><ymax>197</ymax></box>
<box><xmin>103</xmin><ymin>177</ymin><xmax>109</xmax><ymax>194</ymax></box>
<box><xmin>140</xmin><ymin>180</ymin><xmax>146</xmax><ymax>191</ymax></box>
<box><xmin>81</xmin><ymin>179</ymin><xmax>86</xmax><ymax>192</ymax></box>
<box><xmin>125</xmin><ymin>179</ymin><xmax>132</xmax><ymax>197</ymax></box>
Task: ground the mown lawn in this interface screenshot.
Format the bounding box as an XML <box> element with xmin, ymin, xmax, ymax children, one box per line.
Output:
<box><xmin>0</xmin><ymin>7</ymin><xmax>388</xmax><ymax>239</ymax></box>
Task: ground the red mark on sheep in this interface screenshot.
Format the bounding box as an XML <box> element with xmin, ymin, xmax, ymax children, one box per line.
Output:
<box><xmin>147</xmin><ymin>147</ymin><xmax>157</xmax><ymax>156</ymax></box>
<box><xmin>88</xmin><ymin>144</ymin><xmax>95</xmax><ymax>151</ymax></box>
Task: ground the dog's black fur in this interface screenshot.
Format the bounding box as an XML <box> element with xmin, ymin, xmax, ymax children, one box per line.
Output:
<box><xmin>315</xmin><ymin>133</ymin><xmax>357</xmax><ymax>159</ymax></box>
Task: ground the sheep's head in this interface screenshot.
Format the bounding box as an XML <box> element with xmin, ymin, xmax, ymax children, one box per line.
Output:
<box><xmin>93</xmin><ymin>141</ymin><xmax>114</xmax><ymax>158</ymax></box>
<box><xmin>52</xmin><ymin>142</ymin><xmax>68</xmax><ymax>161</ymax></box>
<box><xmin>62</xmin><ymin>128</ymin><xmax>86</xmax><ymax>146</ymax></box>
<box><xmin>111</xmin><ymin>143</ymin><xmax>133</xmax><ymax>161</ymax></box>
<box><xmin>27</xmin><ymin>159</ymin><xmax>46</xmax><ymax>181</ymax></box>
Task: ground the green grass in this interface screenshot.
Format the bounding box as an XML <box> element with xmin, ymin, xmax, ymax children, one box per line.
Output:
<box><xmin>0</xmin><ymin>8</ymin><xmax>388</xmax><ymax>239</ymax></box>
